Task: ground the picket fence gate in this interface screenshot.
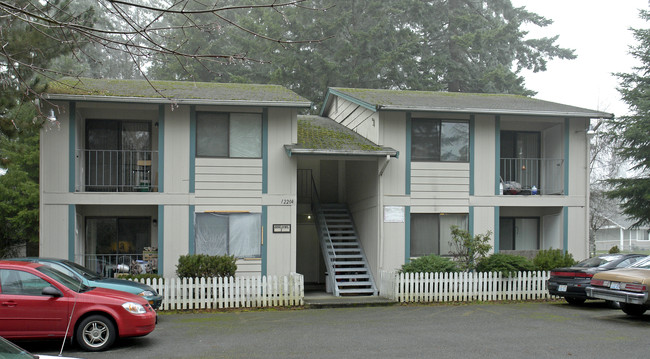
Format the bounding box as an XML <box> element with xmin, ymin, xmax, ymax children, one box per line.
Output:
<box><xmin>136</xmin><ymin>273</ymin><xmax>304</xmax><ymax>311</ymax></box>
<box><xmin>379</xmin><ymin>270</ymin><xmax>552</xmax><ymax>303</ymax></box>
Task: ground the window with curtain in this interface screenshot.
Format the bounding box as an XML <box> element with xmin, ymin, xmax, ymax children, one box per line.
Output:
<box><xmin>195</xmin><ymin>213</ymin><xmax>261</xmax><ymax>258</ymax></box>
<box><xmin>411</xmin><ymin>119</ymin><xmax>469</xmax><ymax>162</ymax></box>
<box><xmin>410</xmin><ymin>213</ymin><xmax>468</xmax><ymax>257</ymax></box>
<box><xmin>196</xmin><ymin>112</ymin><xmax>262</xmax><ymax>158</ymax></box>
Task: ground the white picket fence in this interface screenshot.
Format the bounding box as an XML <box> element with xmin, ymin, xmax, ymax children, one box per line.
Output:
<box><xmin>379</xmin><ymin>270</ymin><xmax>552</xmax><ymax>303</ymax></box>
<box><xmin>135</xmin><ymin>273</ymin><xmax>304</xmax><ymax>311</ymax></box>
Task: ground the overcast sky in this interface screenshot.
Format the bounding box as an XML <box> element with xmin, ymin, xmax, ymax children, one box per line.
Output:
<box><xmin>512</xmin><ymin>0</ymin><xmax>648</xmax><ymax>117</ymax></box>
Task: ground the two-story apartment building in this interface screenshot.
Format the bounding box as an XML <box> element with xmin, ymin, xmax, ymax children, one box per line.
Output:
<box><xmin>40</xmin><ymin>78</ymin><xmax>612</xmax><ymax>296</ymax></box>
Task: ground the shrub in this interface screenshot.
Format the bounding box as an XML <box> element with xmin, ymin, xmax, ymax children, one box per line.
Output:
<box><xmin>609</xmin><ymin>245</ymin><xmax>620</xmax><ymax>254</ymax></box>
<box><xmin>176</xmin><ymin>254</ymin><xmax>237</xmax><ymax>278</ymax></box>
<box><xmin>399</xmin><ymin>254</ymin><xmax>458</xmax><ymax>274</ymax></box>
<box><xmin>476</xmin><ymin>253</ymin><xmax>535</xmax><ymax>276</ymax></box>
<box><xmin>533</xmin><ymin>249</ymin><xmax>575</xmax><ymax>271</ymax></box>
<box><xmin>448</xmin><ymin>226</ymin><xmax>492</xmax><ymax>271</ymax></box>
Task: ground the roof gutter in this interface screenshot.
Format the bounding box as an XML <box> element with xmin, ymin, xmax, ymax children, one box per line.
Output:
<box><xmin>376</xmin><ymin>105</ymin><xmax>614</xmax><ymax>119</ymax></box>
<box><xmin>284</xmin><ymin>145</ymin><xmax>398</xmax><ymax>158</ymax></box>
<box><xmin>44</xmin><ymin>94</ymin><xmax>312</xmax><ymax>108</ymax></box>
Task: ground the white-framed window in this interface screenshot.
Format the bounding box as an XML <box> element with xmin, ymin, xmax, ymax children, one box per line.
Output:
<box><xmin>195</xmin><ymin>212</ymin><xmax>261</xmax><ymax>258</ymax></box>
<box><xmin>411</xmin><ymin>118</ymin><xmax>469</xmax><ymax>162</ymax></box>
<box><xmin>196</xmin><ymin>112</ymin><xmax>262</xmax><ymax>158</ymax></box>
<box><xmin>410</xmin><ymin>213</ymin><xmax>468</xmax><ymax>257</ymax></box>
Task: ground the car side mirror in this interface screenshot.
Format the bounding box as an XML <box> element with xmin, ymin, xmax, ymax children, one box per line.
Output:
<box><xmin>42</xmin><ymin>286</ymin><xmax>63</xmax><ymax>297</ymax></box>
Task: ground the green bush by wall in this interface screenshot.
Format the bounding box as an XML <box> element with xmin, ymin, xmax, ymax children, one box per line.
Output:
<box><xmin>176</xmin><ymin>254</ymin><xmax>237</xmax><ymax>278</ymax></box>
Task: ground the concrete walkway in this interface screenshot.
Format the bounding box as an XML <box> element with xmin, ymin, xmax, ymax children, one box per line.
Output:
<box><xmin>303</xmin><ymin>291</ymin><xmax>397</xmax><ymax>308</ymax></box>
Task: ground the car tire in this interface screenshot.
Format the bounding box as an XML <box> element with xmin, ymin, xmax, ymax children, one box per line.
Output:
<box><xmin>75</xmin><ymin>314</ymin><xmax>116</xmax><ymax>351</ymax></box>
<box><xmin>621</xmin><ymin>303</ymin><xmax>647</xmax><ymax>317</ymax></box>
<box><xmin>564</xmin><ymin>297</ymin><xmax>586</xmax><ymax>305</ymax></box>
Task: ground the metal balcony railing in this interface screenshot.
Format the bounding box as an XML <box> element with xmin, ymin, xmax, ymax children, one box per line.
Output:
<box><xmin>78</xmin><ymin>149</ymin><xmax>158</xmax><ymax>192</ymax></box>
<box><xmin>80</xmin><ymin>254</ymin><xmax>156</xmax><ymax>277</ymax></box>
<box><xmin>500</xmin><ymin>158</ymin><xmax>564</xmax><ymax>195</ymax></box>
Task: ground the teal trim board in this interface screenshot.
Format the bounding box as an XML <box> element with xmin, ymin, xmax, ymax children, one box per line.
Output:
<box><xmin>494</xmin><ymin>207</ymin><xmax>500</xmax><ymax>253</ymax></box>
<box><xmin>564</xmin><ymin>118</ymin><xmax>570</xmax><ymax>195</ymax></box>
<box><xmin>262</xmin><ymin>108</ymin><xmax>268</xmax><ymax>194</ymax></box>
<box><xmin>261</xmin><ymin>206</ymin><xmax>268</xmax><ymax>276</ymax></box>
<box><xmin>68</xmin><ymin>205</ymin><xmax>75</xmax><ymax>261</ymax></box>
<box><xmin>327</xmin><ymin>88</ymin><xmax>377</xmax><ymax>112</ymax></box>
<box><xmin>562</xmin><ymin>207</ymin><xmax>569</xmax><ymax>253</ymax></box>
<box><xmin>405</xmin><ymin>206</ymin><xmax>411</xmax><ymax>264</ymax></box>
<box><xmin>469</xmin><ymin>115</ymin><xmax>475</xmax><ymax>196</ymax></box>
<box><xmin>189</xmin><ymin>205</ymin><xmax>195</xmax><ymax>254</ymax></box>
<box><xmin>469</xmin><ymin>206</ymin><xmax>474</xmax><ymax>237</ymax></box>
<box><xmin>68</xmin><ymin>102</ymin><xmax>76</xmax><ymax>192</ymax></box>
<box><xmin>157</xmin><ymin>205</ymin><xmax>164</xmax><ymax>276</ymax></box>
<box><xmin>494</xmin><ymin>116</ymin><xmax>501</xmax><ymax>195</ymax></box>
<box><xmin>189</xmin><ymin>106</ymin><xmax>196</xmax><ymax>193</ymax></box>
<box><xmin>405</xmin><ymin>113</ymin><xmax>412</xmax><ymax>195</ymax></box>
<box><xmin>158</xmin><ymin>104</ymin><xmax>165</xmax><ymax>192</ymax></box>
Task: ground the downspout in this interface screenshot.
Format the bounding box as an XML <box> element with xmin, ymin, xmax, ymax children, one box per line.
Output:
<box><xmin>378</xmin><ymin>155</ymin><xmax>391</xmax><ymax>176</ymax></box>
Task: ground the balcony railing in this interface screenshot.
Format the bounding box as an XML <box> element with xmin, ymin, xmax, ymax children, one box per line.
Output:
<box><xmin>500</xmin><ymin>158</ymin><xmax>564</xmax><ymax>195</ymax></box>
<box><xmin>78</xmin><ymin>149</ymin><xmax>158</xmax><ymax>192</ymax></box>
<box><xmin>81</xmin><ymin>254</ymin><xmax>156</xmax><ymax>277</ymax></box>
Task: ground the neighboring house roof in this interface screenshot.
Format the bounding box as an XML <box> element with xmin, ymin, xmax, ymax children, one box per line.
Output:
<box><xmin>284</xmin><ymin>115</ymin><xmax>398</xmax><ymax>157</ymax></box>
<box><xmin>322</xmin><ymin>87</ymin><xmax>614</xmax><ymax>118</ymax></box>
<box><xmin>44</xmin><ymin>77</ymin><xmax>312</xmax><ymax>108</ymax></box>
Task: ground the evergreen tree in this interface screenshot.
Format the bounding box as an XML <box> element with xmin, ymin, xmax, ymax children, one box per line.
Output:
<box><xmin>607</xmin><ymin>8</ymin><xmax>650</xmax><ymax>227</ymax></box>
<box><xmin>148</xmin><ymin>0</ymin><xmax>575</xmax><ymax>109</ymax></box>
<box><xmin>0</xmin><ymin>105</ymin><xmax>41</xmax><ymax>257</ymax></box>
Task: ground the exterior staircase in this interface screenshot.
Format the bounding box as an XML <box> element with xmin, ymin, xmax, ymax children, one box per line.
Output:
<box><xmin>315</xmin><ymin>203</ymin><xmax>378</xmax><ymax>296</ymax></box>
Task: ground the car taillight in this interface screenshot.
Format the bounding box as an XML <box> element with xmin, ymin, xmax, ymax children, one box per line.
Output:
<box><xmin>590</xmin><ymin>279</ymin><xmax>605</xmax><ymax>286</ymax></box>
<box><xmin>622</xmin><ymin>283</ymin><xmax>647</xmax><ymax>292</ymax></box>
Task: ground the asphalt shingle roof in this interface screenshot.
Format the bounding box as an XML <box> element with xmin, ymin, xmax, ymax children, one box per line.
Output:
<box><xmin>325</xmin><ymin>88</ymin><xmax>614</xmax><ymax>118</ymax></box>
<box><xmin>45</xmin><ymin>77</ymin><xmax>311</xmax><ymax>107</ymax></box>
<box><xmin>284</xmin><ymin>115</ymin><xmax>397</xmax><ymax>157</ymax></box>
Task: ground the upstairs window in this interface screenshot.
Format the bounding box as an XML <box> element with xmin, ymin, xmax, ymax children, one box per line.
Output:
<box><xmin>411</xmin><ymin>119</ymin><xmax>469</xmax><ymax>162</ymax></box>
<box><xmin>196</xmin><ymin>112</ymin><xmax>262</xmax><ymax>158</ymax></box>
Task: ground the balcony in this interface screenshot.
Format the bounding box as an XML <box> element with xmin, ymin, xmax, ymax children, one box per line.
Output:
<box><xmin>500</xmin><ymin>158</ymin><xmax>564</xmax><ymax>195</ymax></box>
<box><xmin>78</xmin><ymin>149</ymin><xmax>158</xmax><ymax>192</ymax></box>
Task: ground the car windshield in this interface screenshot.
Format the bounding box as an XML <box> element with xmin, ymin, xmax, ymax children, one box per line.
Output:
<box><xmin>0</xmin><ymin>336</ymin><xmax>36</xmax><ymax>358</ymax></box>
<box><xmin>62</xmin><ymin>260</ymin><xmax>103</xmax><ymax>280</ymax></box>
<box><xmin>37</xmin><ymin>265</ymin><xmax>91</xmax><ymax>293</ymax></box>
<box><xmin>574</xmin><ymin>255</ymin><xmax>621</xmax><ymax>268</ymax></box>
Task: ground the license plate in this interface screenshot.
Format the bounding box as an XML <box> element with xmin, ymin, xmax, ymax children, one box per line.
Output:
<box><xmin>558</xmin><ymin>285</ymin><xmax>567</xmax><ymax>292</ymax></box>
<box><xmin>610</xmin><ymin>282</ymin><xmax>620</xmax><ymax>290</ymax></box>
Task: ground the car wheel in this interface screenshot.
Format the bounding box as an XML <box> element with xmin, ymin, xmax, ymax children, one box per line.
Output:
<box><xmin>564</xmin><ymin>297</ymin><xmax>586</xmax><ymax>305</ymax></box>
<box><xmin>621</xmin><ymin>303</ymin><xmax>647</xmax><ymax>317</ymax></box>
<box><xmin>75</xmin><ymin>315</ymin><xmax>116</xmax><ymax>351</ymax></box>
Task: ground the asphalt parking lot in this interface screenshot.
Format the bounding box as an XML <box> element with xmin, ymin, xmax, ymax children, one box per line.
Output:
<box><xmin>18</xmin><ymin>300</ymin><xmax>650</xmax><ymax>359</ymax></box>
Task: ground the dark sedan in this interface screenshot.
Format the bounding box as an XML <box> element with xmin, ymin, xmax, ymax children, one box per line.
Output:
<box><xmin>547</xmin><ymin>253</ymin><xmax>647</xmax><ymax>305</ymax></box>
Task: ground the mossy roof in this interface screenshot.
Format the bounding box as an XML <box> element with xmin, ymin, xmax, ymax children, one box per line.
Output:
<box><xmin>323</xmin><ymin>87</ymin><xmax>613</xmax><ymax>118</ymax></box>
<box><xmin>285</xmin><ymin>115</ymin><xmax>397</xmax><ymax>157</ymax></box>
<box><xmin>44</xmin><ymin>77</ymin><xmax>311</xmax><ymax>107</ymax></box>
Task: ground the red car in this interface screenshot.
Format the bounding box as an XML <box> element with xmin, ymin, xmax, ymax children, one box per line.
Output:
<box><xmin>0</xmin><ymin>261</ymin><xmax>156</xmax><ymax>351</ymax></box>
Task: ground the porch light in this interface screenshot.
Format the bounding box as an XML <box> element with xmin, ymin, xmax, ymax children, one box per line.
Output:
<box><xmin>47</xmin><ymin>109</ymin><xmax>57</xmax><ymax>122</ymax></box>
<box><xmin>521</xmin><ymin>165</ymin><xmax>526</xmax><ymax>170</ymax></box>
